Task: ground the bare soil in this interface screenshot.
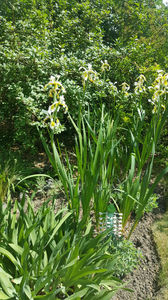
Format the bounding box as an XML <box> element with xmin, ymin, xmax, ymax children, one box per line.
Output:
<box><xmin>113</xmin><ymin>196</ymin><xmax>166</xmax><ymax>300</ymax></box>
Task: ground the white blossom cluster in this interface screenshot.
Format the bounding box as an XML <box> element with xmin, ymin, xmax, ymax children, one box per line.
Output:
<box><xmin>44</xmin><ymin>76</ymin><xmax>68</xmax><ymax>133</ymax></box>
<box><xmin>148</xmin><ymin>71</ymin><xmax>168</xmax><ymax>113</ymax></box>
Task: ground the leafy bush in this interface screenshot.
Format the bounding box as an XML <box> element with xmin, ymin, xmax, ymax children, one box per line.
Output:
<box><xmin>108</xmin><ymin>239</ymin><xmax>142</xmax><ymax>278</ymax></box>
<box><xmin>1</xmin><ymin>0</ymin><xmax>168</xmax><ymax>151</ymax></box>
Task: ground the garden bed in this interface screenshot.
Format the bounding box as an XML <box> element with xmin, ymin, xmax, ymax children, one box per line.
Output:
<box><xmin>113</xmin><ymin>190</ymin><xmax>167</xmax><ymax>300</ymax></box>
<box><xmin>113</xmin><ymin>212</ymin><xmax>161</xmax><ymax>300</ymax></box>
<box><xmin>30</xmin><ymin>175</ymin><xmax>164</xmax><ymax>300</ymax></box>
<box><xmin>20</xmin><ymin>154</ymin><xmax>165</xmax><ymax>299</ymax></box>
<box><xmin>1</xmin><ymin>151</ymin><xmax>167</xmax><ymax>299</ymax></box>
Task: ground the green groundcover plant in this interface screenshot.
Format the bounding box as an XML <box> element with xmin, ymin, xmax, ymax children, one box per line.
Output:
<box><xmin>108</xmin><ymin>239</ymin><xmax>142</xmax><ymax>278</ymax></box>
<box><xmin>0</xmin><ymin>194</ymin><xmax>131</xmax><ymax>299</ymax></box>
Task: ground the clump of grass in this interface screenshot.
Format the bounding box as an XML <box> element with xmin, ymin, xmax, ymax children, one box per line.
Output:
<box><xmin>0</xmin><ymin>160</ymin><xmax>18</xmax><ymax>202</ymax></box>
<box><xmin>152</xmin><ymin>210</ymin><xmax>168</xmax><ymax>300</ymax></box>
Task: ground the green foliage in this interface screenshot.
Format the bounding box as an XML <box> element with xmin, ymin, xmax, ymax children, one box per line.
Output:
<box><xmin>1</xmin><ymin>0</ymin><xmax>168</xmax><ymax>151</ymax></box>
<box><xmin>39</xmin><ymin>102</ymin><xmax>122</xmax><ymax>226</ymax></box>
<box><xmin>108</xmin><ymin>239</ymin><xmax>142</xmax><ymax>277</ymax></box>
<box><xmin>0</xmin><ymin>195</ymin><xmax>127</xmax><ymax>299</ymax></box>
<box><xmin>38</xmin><ymin>71</ymin><xmax>168</xmax><ymax>237</ymax></box>
<box><xmin>0</xmin><ymin>159</ymin><xmax>19</xmax><ymax>202</ymax></box>
<box><xmin>152</xmin><ymin>210</ymin><xmax>168</xmax><ymax>299</ymax></box>
<box><xmin>138</xmin><ymin>191</ymin><xmax>158</xmax><ymax>213</ymax></box>
<box><xmin>1</xmin><ymin>0</ymin><xmax>168</xmax><ymax>297</ymax></box>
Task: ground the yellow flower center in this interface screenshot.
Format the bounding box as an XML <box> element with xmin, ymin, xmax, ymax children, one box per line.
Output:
<box><xmin>51</xmin><ymin>121</ymin><xmax>55</xmax><ymax>127</ymax></box>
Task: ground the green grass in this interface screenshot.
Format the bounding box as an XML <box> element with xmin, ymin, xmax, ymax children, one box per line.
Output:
<box><xmin>152</xmin><ymin>210</ymin><xmax>168</xmax><ymax>300</ymax></box>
